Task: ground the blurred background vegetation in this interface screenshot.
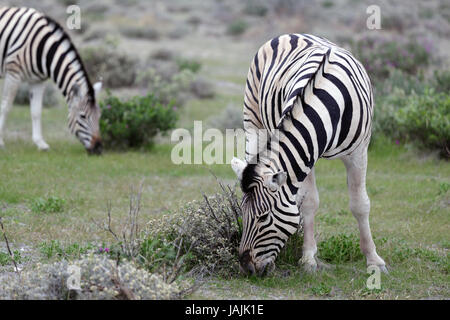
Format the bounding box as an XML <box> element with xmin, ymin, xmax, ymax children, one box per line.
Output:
<box><xmin>6</xmin><ymin>0</ymin><xmax>449</xmax><ymax>156</ymax></box>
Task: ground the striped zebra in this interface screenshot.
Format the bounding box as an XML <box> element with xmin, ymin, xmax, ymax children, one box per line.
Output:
<box><xmin>231</xmin><ymin>34</ymin><xmax>387</xmax><ymax>276</ymax></box>
<box><xmin>0</xmin><ymin>7</ymin><xmax>103</xmax><ymax>154</ymax></box>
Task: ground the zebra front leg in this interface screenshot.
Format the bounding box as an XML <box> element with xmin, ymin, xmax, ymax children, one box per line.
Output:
<box><xmin>342</xmin><ymin>146</ymin><xmax>387</xmax><ymax>273</ymax></box>
<box><xmin>0</xmin><ymin>74</ymin><xmax>20</xmax><ymax>147</ymax></box>
<box><xmin>30</xmin><ymin>82</ymin><xmax>49</xmax><ymax>151</ymax></box>
<box><xmin>297</xmin><ymin>168</ymin><xmax>321</xmax><ymax>272</ymax></box>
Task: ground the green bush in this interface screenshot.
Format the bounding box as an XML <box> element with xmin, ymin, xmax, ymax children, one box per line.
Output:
<box><xmin>137</xmin><ymin>67</ymin><xmax>194</xmax><ymax>106</ymax></box>
<box><xmin>39</xmin><ymin>240</ymin><xmax>95</xmax><ymax>260</ymax></box>
<box><xmin>352</xmin><ymin>36</ymin><xmax>431</xmax><ymax>83</ymax></box>
<box><xmin>227</xmin><ymin>20</ymin><xmax>249</xmax><ymax>36</ymax></box>
<box><xmin>434</xmin><ymin>70</ymin><xmax>450</xmax><ymax>93</ymax></box>
<box><xmin>243</xmin><ymin>1</ymin><xmax>268</xmax><ymax>16</ymax></box>
<box><xmin>372</xmin><ymin>88</ymin><xmax>409</xmax><ymax>140</ymax></box>
<box><xmin>175</xmin><ymin>57</ymin><xmax>201</xmax><ymax>73</ymax></box>
<box><xmin>30</xmin><ymin>196</ymin><xmax>65</xmax><ymax>214</ymax></box>
<box><xmin>0</xmin><ymin>250</ymin><xmax>23</xmax><ymax>266</ymax></box>
<box><xmin>99</xmin><ymin>93</ymin><xmax>177</xmax><ymax>149</ymax></box>
<box><xmin>395</xmin><ymin>89</ymin><xmax>449</xmax><ymax>157</ymax></box>
<box><xmin>317</xmin><ymin>233</ymin><xmax>363</xmax><ymax>264</ymax></box>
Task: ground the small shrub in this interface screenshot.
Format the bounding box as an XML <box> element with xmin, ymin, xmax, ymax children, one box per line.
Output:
<box><xmin>395</xmin><ymin>89</ymin><xmax>450</xmax><ymax>157</ymax></box>
<box><xmin>99</xmin><ymin>92</ymin><xmax>177</xmax><ymax>149</ymax></box>
<box><xmin>30</xmin><ymin>196</ymin><xmax>65</xmax><ymax>214</ymax></box>
<box><xmin>80</xmin><ymin>44</ymin><xmax>137</xmax><ymax>88</ymax></box>
<box><xmin>144</xmin><ymin>182</ymin><xmax>242</xmax><ymax>277</ymax></box>
<box><xmin>138</xmin><ymin>67</ymin><xmax>194</xmax><ymax>106</ymax></box>
<box><xmin>243</xmin><ymin>1</ymin><xmax>268</xmax><ymax>16</ymax></box>
<box><xmin>190</xmin><ymin>77</ymin><xmax>215</xmax><ymax>99</ymax></box>
<box><xmin>119</xmin><ymin>26</ymin><xmax>160</xmax><ymax>40</ymax></box>
<box><xmin>176</xmin><ymin>58</ymin><xmax>202</xmax><ymax>73</ymax></box>
<box><xmin>352</xmin><ymin>35</ymin><xmax>431</xmax><ymax>83</ymax></box>
<box><xmin>0</xmin><ymin>254</ymin><xmax>185</xmax><ymax>300</ymax></box>
<box><xmin>39</xmin><ymin>240</ymin><xmax>95</xmax><ymax>260</ymax></box>
<box><xmin>317</xmin><ymin>233</ymin><xmax>363</xmax><ymax>264</ymax></box>
<box><xmin>372</xmin><ymin>88</ymin><xmax>409</xmax><ymax>140</ymax></box>
<box><xmin>433</xmin><ymin>70</ymin><xmax>450</xmax><ymax>93</ymax></box>
<box><xmin>0</xmin><ymin>249</ymin><xmax>22</xmax><ymax>266</ymax></box>
<box><xmin>438</xmin><ymin>182</ymin><xmax>450</xmax><ymax>196</ymax></box>
<box><xmin>207</xmin><ymin>105</ymin><xmax>243</xmax><ymax>131</ymax></box>
<box><xmin>226</xmin><ymin>20</ymin><xmax>249</xmax><ymax>36</ymax></box>
<box><xmin>151</xmin><ymin>49</ymin><xmax>174</xmax><ymax>61</ymax></box>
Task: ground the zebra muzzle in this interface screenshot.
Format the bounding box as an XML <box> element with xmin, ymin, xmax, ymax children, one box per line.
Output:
<box><xmin>239</xmin><ymin>250</ymin><xmax>256</xmax><ymax>275</ymax></box>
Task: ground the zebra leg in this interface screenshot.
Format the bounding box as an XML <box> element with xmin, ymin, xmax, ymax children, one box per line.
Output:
<box><xmin>297</xmin><ymin>168</ymin><xmax>320</xmax><ymax>272</ymax></box>
<box><xmin>29</xmin><ymin>82</ymin><xmax>49</xmax><ymax>150</ymax></box>
<box><xmin>342</xmin><ymin>146</ymin><xmax>387</xmax><ymax>273</ymax></box>
<box><xmin>0</xmin><ymin>74</ymin><xmax>20</xmax><ymax>147</ymax></box>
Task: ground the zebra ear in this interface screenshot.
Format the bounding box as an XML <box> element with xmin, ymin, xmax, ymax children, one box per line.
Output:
<box><xmin>71</xmin><ymin>83</ymin><xmax>80</xmax><ymax>98</ymax></box>
<box><xmin>265</xmin><ymin>171</ymin><xmax>287</xmax><ymax>190</ymax></box>
<box><xmin>93</xmin><ymin>81</ymin><xmax>102</xmax><ymax>98</ymax></box>
<box><xmin>69</xmin><ymin>84</ymin><xmax>81</xmax><ymax>108</ymax></box>
<box><xmin>231</xmin><ymin>157</ymin><xmax>247</xmax><ymax>180</ymax></box>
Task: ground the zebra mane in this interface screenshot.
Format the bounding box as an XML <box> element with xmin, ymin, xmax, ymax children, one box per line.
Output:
<box><xmin>240</xmin><ymin>162</ymin><xmax>258</xmax><ymax>193</ymax></box>
<box><xmin>44</xmin><ymin>15</ymin><xmax>95</xmax><ymax>104</ymax></box>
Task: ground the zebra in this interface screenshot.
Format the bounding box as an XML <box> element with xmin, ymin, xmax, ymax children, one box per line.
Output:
<box><xmin>0</xmin><ymin>7</ymin><xmax>103</xmax><ymax>154</ymax></box>
<box><xmin>231</xmin><ymin>33</ymin><xmax>387</xmax><ymax>276</ymax></box>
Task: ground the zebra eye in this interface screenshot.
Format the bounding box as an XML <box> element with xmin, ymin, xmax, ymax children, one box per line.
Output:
<box><xmin>258</xmin><ymin>212</ymin><xmax>269</xmax><ymax>223</ymax></box>
<box><xmin>80</xmin><ymin>113</ymin><xmax>86</xmax><ymax>119</ymax></box>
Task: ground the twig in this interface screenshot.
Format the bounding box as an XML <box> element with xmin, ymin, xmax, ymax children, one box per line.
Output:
<box><xmin>0</xmin><ymin>217</ymin><xmax>21</xmax><ymax>277</ymax></box>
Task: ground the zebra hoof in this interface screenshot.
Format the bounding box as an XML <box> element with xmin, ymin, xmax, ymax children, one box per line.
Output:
<box><xmin>38</xmin><ymin>145</ymin><xmax>50</xmax><ymax>151</ymax></box>
<box><xmin>299</xmin><ymin>258</ymin><xmax>318</xmax><ymax>273</ymax></box>
<box><xmin>36</xmin><ymin>141</ymin><xmax>50</xmax><ymax>151</ymax></box>
<box><xmin>379</xmin><ymin>265</ymin><xmax>389</xmax><ymax>274</ymax></box>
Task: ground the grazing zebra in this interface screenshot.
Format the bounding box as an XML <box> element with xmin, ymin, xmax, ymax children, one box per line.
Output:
<box><xmin>0</xmin><ymin>7</ymin><xmax>102</xmax><ymax>154</ymax></box>
<box><xmin>231</xmin><ymin>34</ymin><xmax>387</xmax><ymax>276</ymax></box>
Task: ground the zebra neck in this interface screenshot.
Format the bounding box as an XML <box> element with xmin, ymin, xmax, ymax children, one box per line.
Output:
<box><xmin>265</xmin><ymin>129</ymin><xmax>315</xmax><ymax>196</ymax></box>
<box><xmin>42</xmin><ymin>19</ymin><xmax>93</xmax><ymax>104</ymax></box>
<box><xmin>62</xmin><ymin>76</ymin><xmax>90</xmax><ymax>103</ymax></box>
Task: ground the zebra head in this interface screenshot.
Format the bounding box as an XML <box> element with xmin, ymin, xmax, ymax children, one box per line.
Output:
<box><xmin>67</xmin><ymin>81</ymin><xmax>103</xmax><ymax>155</ymax></box>
<box><xmin>231</xmin><ymin>157</ymin><xmax>300</xmax><ymax>276</ymax></box>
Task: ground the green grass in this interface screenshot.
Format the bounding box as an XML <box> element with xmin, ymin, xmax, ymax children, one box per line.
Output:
<box><xmin>0</xmin><ymin>103</ymin><xmax>448</xmax><ymax>299</ymax></box>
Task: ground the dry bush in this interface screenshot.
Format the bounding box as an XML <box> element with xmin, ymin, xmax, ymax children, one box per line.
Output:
<box><xmin>144</xmin><ymin>181</ymin><xmax>242</xmax><ymax>277</ymax></box>
<box><xmin>80</xmin><ymin>44</ymin><xmax>137</xmax><ymax>88</ymax></box>
<box><xmin>0</xmin><ymin>254</ymin><xmax>185</xmax><ymax>300</ymax></box>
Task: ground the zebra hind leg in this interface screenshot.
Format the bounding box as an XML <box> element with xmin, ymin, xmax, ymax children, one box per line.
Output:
<box><xmin>0</xmin><ymin>74</ymin><xmax>20</xmax><ymax>147</ymax></box>
<box><xmin>342</xmin><ymin>146</ymin><xmax>388</xmax><ymax>273</ymax></box>
<box><xmin>29</xmin><ymin>82</ymin><xmax>49</xmax><ymax>151</ymax></box>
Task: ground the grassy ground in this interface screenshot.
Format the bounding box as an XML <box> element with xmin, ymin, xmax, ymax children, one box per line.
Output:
<box><xmin>0</xmin><ymin>105</ymin><xmax>448</xmax><ymax>299</ymax></box>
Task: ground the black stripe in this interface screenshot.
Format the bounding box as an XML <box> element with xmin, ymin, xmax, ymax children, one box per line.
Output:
<box><xmin>36</xmin><ymin>25</ymin><xmax>57</xmax><ymax>75</ymax></box>
<box><xmin>0</xmin><ymin>7</ymin><xmax>21</xmax><ymax>70</ymax></box>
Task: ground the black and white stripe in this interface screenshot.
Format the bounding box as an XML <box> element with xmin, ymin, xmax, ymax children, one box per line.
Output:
<box><xmin>0</xmin><ymin>7</ymin><xmax>102</xmax><ymax>153</ymax></box>
<box><xmin>234</xmin><ymin>33</ymin><xmax>377</xmax><ymax>275</ymax></box>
